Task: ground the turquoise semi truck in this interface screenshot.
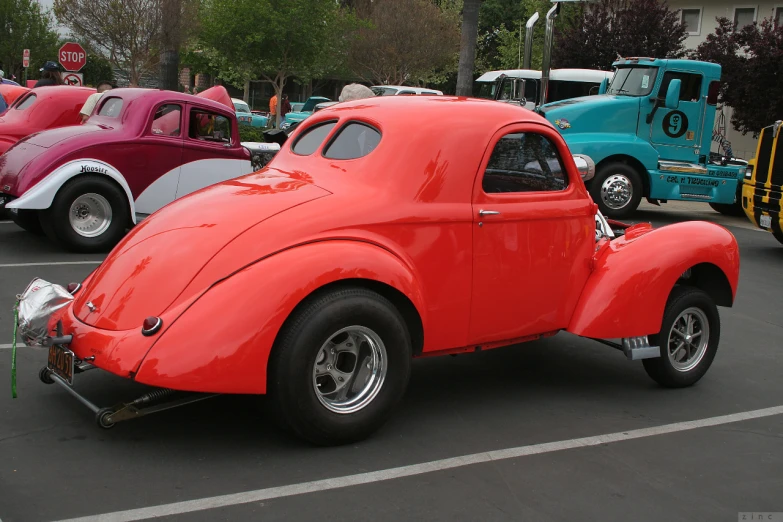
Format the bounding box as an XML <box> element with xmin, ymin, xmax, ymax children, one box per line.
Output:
<box><xmin>537</xmin><ymin>57</ymin><xmax>745</xmax><ymax>218</ymax></box>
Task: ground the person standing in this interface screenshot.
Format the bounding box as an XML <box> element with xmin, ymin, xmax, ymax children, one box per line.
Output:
<box><xmin>268</xmin><ymin>93</ymin><xmax>278</xmax><ymax>128</ymax></box>
<box><xmin>33</xmin><ymin>61</ymin><xmax>64</xmax><ymax>87</ymax></box>
<box><xmin>79</xmin><ymin>80</ymin><xmax>114</xmax><ymax>123</ymax></box>
<box><xmin>280</xmin><ymin>94</ymin><xmax>292</xmax><ymax>119</ymax></box>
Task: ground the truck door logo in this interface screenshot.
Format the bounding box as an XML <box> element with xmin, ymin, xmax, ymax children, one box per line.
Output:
<box><xmin>663</xmin><ymin>111</ymin><xmax>689</xmax><ymax>138</ymax></box>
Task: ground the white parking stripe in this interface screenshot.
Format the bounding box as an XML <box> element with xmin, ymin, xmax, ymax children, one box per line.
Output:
<box><xmin>0</xmin><ymin>220</ymin><xmax>13</xmax><ymax>224</ymax></box>
<box><xmin>0</xmin><ymin>261</ymin><xmax>102</xmax><ymax>268</ymax></box>
<box><xmin>53</xmin><ymin>404</ymin><xmax>783</xmax><ymax>522</ymax></box>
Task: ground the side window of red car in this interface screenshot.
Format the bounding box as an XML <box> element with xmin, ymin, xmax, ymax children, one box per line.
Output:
<box><xmin>482</xmin><ymin>132</ymin><xmax>568</xmax><ymax>193</ymax></box>
<box><xmin>189</xmin><ymin>109</ymin><xmax>232</xmax><ymax>144</ymax></box>
<box><xmin>98</xmin><ymin>97</ymin><xmax>123</xmax><ymax>118</ymax></box>
<box><xmin>14</xmin><ymin>94</ymin><xmax>36</xmax><ymax>110</ymax></box>
<box><xmin>150</xmin><ymin>104</ymin><xmax>182</xmax><ymax>137</ymax></box>
<box><xmin>323</xmin><ymin>122</ymin><xmax>381</xmax><ymax>160</ymax></box>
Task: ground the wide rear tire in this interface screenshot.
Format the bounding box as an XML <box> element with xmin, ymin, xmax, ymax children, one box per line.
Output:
<box><xmin>643</xmin><ymin>286</ymin><xmax>720</xmax><ymax>388</ymax></box>
<box><xmin>268</xmin><ymin>287</ymin><xmax>412</xmax><ymax>446</ymax></box>
<box><xmin>40</xmin><ymin>175</ymin><xmax>130</xmax><ymax>253</ymax></box>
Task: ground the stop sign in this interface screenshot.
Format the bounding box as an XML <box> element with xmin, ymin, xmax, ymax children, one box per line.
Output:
<box><xmin>59</xmin><ymin>42</ymin><xmax>87</xmax><ymax>72</ymax></box>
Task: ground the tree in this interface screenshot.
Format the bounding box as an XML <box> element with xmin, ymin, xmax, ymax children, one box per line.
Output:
<box><xmin>692</xmin><ymin>15</ymin><xmax>783</xmax><ymax>137</ymax></box>
<box><xmin>455</xmin><ymin>0</ymin><xmax>481</xmax><ymax>96</ymax></box>
<box><xmin>81</xmin><ymin>52</ymin><xmax>115</xmax><ymax>86</ymax></box>
<box><xmin>552</xmin><ymin>0</ymin><xmax>687</xmax><ymax>71</ymax></box>
<box><xmin>195</xmin><ymin>0</ymin><xmax>355</xmax><ymax>127</ymax></box>
<box><xmin>0</xmin><ymin>0</ymin><xmax>60</xmax><ymax>82</ymax></box>
<box><xmin>348</xmin><ymin>0</ymin><xmax>460</xmax><ymax>86</ymax></box>
<box><xmin>53</xmin><ymin>0</ymin><xmax>163</xmax><ymax>86</ymax></box>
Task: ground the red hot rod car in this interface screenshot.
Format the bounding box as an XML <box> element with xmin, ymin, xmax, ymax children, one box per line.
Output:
<box><xmin>1</xmin><ymin>87</ymin><xmax>276</xmax><ymax>252</ymax></box>
<box><xmin>32</xmin><ymin>96</ymin><xmax>739</xmax><ymax>445</ymax></box>
<box><xmin>0</xmin><ymin>85</ymin><xmax>95</xmax><ymax>154</ymax></box>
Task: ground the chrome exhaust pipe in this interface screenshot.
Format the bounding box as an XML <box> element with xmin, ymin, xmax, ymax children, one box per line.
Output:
<box><xmin>522</xmin><ymin>11</ymin><xmax>540</xmax><ymax>70</ymax></box>
<box><xmin>539</xmin><ymin>2</ymin><xmax>560</xmax><ymax>108</ymax></box>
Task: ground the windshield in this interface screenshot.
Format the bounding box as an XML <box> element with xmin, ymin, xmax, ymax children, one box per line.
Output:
<box><xmin>371</xmin><ymin>87</ymin><xmax>397</xmax><ymax>96</ymax></box>
<box><xmin>233</xmin><ymin>101</ymin><xmax>250</xmax><ymax>113</ymax></box>
<box><xmin>607</xmin><ymin>66</ymin><xmax>658</xmax><ymax>96</ymax></box>
<box><xmin>474</xmin><ymin>81</ymin><xmax>497</xmax><ymax>99</ymax></box>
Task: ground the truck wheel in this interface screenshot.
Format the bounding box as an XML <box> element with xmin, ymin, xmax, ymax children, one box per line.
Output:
<box><xmin>643</xmin><ymin>286</ymin><xmax>720</xmax><ymax>388</ymax></box>
<box><xmin>40</xmin><ymin>175</ymin><xmax>130</xmax><ymax>253</ymax></box>
<box><xmin>268</xmin><ymin>287</ymin><xmax>412</xmax><ymax>446</ymax></box>
<box><xmin>9</xmin><ymin>209</ymin><xmax>44</xmax><ymax>235</ymax></box>
<box><xmin>589</xmin><ymin>163</ymin><xmax>643</xmax><ymax>219</ymax></box>
<box><xmin>772</xmin><ymin>230</ymin><xmax>783</xmax><ymax>246</ymax></box>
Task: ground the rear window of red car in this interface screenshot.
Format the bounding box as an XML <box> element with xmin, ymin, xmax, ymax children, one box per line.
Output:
<box><xmin>14</xmin><ymin>94</ymin><xmax>36</xmax><ymax>110</ymax></box>
<box><xmin>292</xmin><ymin>120</ymin><xmax>381</xmax><ymax>160</ymax></box>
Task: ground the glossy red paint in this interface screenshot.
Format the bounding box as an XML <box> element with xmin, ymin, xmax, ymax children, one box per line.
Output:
<box><xmin>0</xmin><ymin>84</ymin><xmax>29</xmax><ymax>113</ymax></box>
<box><xmin>51</xmin><ymin>95</ymin><xmax>739</xmax><ymax>394</ymax></box>
<box><xmin>0</xmin><ymin>86</ymin><xmax>94</xmax><ymax>154</ymax></box>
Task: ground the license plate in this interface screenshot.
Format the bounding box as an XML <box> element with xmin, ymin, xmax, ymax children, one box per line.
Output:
<box><xmin>760</xmin><ymin>214</ymin><xmax>772</xmax><ymax>229</ymax></box>
<box><xmin>48</xmin><ymin>344</ymin><xmax>74</xmax><ymax>385</ymax></box>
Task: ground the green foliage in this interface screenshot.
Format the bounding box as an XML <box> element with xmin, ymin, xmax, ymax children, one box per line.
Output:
<box><xmin>238</xmin><ymin>124</ymin><xmax>267</xmax><ymax>143</ymax></box>
<box><xmin>552</xmin><ymin>0</ymin><xmax>687</xmax><ymax>71</ymax></box>
<box><xmin>81</xmin><ymin>53</ymin><xmax>114</xmax><ymax>86</ymax></box>
<box><xmin>0</xmin><ymin>0</ymin><xmax>60</xmax><ymax>81</ymax></box>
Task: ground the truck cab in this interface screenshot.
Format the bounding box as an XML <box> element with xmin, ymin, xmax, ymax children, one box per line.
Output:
<box><xmin>538</xmin><ymin>57</ymin><xmax>745</xmax><ymax>218</ymax></box>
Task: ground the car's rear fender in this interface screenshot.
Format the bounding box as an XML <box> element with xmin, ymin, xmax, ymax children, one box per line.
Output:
<box><xmin>567</xmin><ymin>221</ymin><xmax>739</xmax><ymax>339</ymax></box>
<box><xmin>133</xmin><ymin>240</ymin><xmax>426</xmax><ymax>394</ymax></box>
<box><xmin>5</xmin><ymin>158</ymin><xmax>137</xmax><ymax>224</ymax></box>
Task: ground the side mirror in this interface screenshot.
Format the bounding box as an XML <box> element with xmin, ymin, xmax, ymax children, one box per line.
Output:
<box><xmin>665</xmin><ymin>79</ymin><xmax>681</xmax><ymax>110</ymax></box>
<box><xmin>598</xmin><ymin>78</ymin><xmax>608</xmax><ymax>95</ymax></box>
<box><xmin>573</xmin><ymin>154</ymin><xmax>595</xmax><ymax>182</ymax></box>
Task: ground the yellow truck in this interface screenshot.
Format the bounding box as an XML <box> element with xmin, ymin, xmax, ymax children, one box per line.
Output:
<box><xmin>742</xmin><ymin>121</ymin><xmax>783</xmax><ymax>244</ymax></box>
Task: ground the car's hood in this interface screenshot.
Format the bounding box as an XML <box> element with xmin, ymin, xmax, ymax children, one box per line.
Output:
<box><xmin>539</xmin><ymin>94</ymin><xmax>641</xmax><ymax>135</ymax></box>
<box><xmin>73</xmin><ymin>172</ymin><xmax>331</xmax><ymax>331</ymax></box>
<box><xmin>284</xmin><ymin>111</ymin><xmax>311</xmax><ymax>122</ymax></box>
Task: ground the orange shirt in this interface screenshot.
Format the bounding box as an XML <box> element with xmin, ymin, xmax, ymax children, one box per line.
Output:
<box><xmin>270</xmin><ymin>95</ymin><xmax>278</xmax><ymax>114</ymax></box>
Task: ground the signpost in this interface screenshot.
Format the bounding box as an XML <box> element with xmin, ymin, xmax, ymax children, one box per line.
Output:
<box><xmin>62</xmin><ymin>72</ymin><xmax>84</xmax><ymax>86</ymax></box>
<box><xmin>58</xmin><ymin>42</ymin><xmax>87</xmax><ymax>72</ymax></box>
<box><xmin>23</xmin><ymin>49</ymin><xmax>30</xmax><ymax>84</ymax></box>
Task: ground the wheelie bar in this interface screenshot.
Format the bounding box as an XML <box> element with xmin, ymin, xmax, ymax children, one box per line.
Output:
<box><xmin>39</xmin><ymin>366</ymin><xmax>219</xmax><ymax>429</ymax></box>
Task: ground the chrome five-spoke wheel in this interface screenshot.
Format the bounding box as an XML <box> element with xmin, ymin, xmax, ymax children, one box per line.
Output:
<box><xmin>69</xmin><ymin>193</ymin><xmax>113</xmax><ymax>238</ymax></box>
<box><xmin>666</xmin><ymin>307</ymin><xmax>709</xmax><ymax>372</ymax></box>
<box><xmin>313</xmin><ymin>326</ymin><xmax>387</xmax><ymax>414</ymax></box>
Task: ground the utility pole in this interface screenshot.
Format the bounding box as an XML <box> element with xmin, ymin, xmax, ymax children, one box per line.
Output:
<box><xmin>159</xmin><ymin>0</ymin><xmax>183</xmax><ymax>91</ymax></box>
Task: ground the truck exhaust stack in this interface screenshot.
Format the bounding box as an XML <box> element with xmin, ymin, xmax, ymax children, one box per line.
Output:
<box><xmin>539</xmin><ymin>2</ymin><xmax>560</xmax><ymax>108</ymax></box>
<box><xmin>523</xmin><ymin>12</ymin><xmax>540</xmax><ymax>70</ymax></box>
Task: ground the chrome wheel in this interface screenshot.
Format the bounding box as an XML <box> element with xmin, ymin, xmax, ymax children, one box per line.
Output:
<box><xmin>600</xmin><ymin>174</ymin><xmax>633</xmax><ymax>210</ymax></box>
<box><xmin>666</xmin><ymin>307</ymin><xmax>710</xmax><ymax>372</ymax></box>
<box><xmin>69</xmin><ymin>193</ymin><xmax>112</xmax><ymax>238</ymax></box>
<box><xmin>312</xmin><ymin>326</ymin><xmax>387</xmax><ymax>414</ymax></box>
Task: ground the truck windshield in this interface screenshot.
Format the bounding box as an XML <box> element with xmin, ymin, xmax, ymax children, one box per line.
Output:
<box><xmin>474</xmin><ymin>81</ymin><xmax>497</xmax><ymax>100</ymax></box>
<box><xmin>607</xmin><ymin>66</ymin><xmax>658</xmax><ymax>96</ymax></box>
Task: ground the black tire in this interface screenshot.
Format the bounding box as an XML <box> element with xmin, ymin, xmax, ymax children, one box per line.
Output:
<box><xmin>709</xmin><ymin>202</ymin><xmax>746</xmax><ymax>217</ymax></box>
<box><xmin>10</xmin><ymin>209</ymin><xmax>44</xmax><ymax>235</ymax></box>
<box><xmin>40</xmin><ymin>175</ymin><xmax>130</xmax><ymax>253</ymax></box>
<box><xmin>268</xmin><ymin>287</ymin><xmax>412</xmax><ymax>446</ymax></box>
<box><xmin>39</xmin><ymin>367</ymin><xmax>55</xmax><ymax>385</ymax></box>
<box><xmin>588</xmin><ymin>162</ymin><xmax>643</xmax><ymax>219</ymax></box>
<box><xmin>643</xmin><ymin>286</ymin><xmax>720</xmax><ymax>388</ymax></box>
<box><xmin>773</xmin><ymin>230</ymin><xmax>783</xmax><ymax>246</ymax></box>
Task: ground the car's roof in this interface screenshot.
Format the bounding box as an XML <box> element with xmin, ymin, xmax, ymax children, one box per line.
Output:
<box><xmin>268</xmin><ymin>95</ymin><xmax>558</xmax><ymax>201</ymax></box>
<box><xmin>476</xmin><ymin>68</ymin><xmax>612</xmax><ymax>83</ymax></box>
<box><xmin>231</xmin><ymin>98</ymin><xmax>248</xmax><ymax>105</ymax></box>
<box><xmin>372</xmin><ymin>85</ymin><xmax>443</xmax><ymax>94</ymax></box>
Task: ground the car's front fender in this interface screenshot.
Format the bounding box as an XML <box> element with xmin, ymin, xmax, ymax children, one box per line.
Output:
<box><xmin>567</xmin><ymin>221</ymin><xmax>739</xmax><ymax>339</ymax></box>
<box><xmin>134</xmin><ymin>240</ymin><xmax>426</xmax><ymax>394</ymax></box>
<box><xmin>5</xmin><ymin>158</ymin><xmax>137</xmax><ymax>224</ymax></box>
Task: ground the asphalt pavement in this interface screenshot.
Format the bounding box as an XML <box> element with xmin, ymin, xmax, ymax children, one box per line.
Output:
<box><xmin>0</xmin><ymin>202</ymin><xmax>781</xmax><ymax>522</ymax></box>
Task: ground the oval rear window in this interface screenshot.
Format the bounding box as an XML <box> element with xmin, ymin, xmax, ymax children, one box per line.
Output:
<box><xmin>98</xmin><ymin>97</ymin><xmax>123</xmax><ymax>118</ymax></box>
<box><xmin>15</xmin><ymin>94</ymin><xmax>37</xmax><ymax>111</ymax></box>
<box><xmin>292</xmin><ymin>121</ymin><xmax>337</xmax><ymax>155</ymax></box>
<box><xmin>323</xmin><ymin>122</ymin><xmax>381</xmax><ymax>160</ymax></box>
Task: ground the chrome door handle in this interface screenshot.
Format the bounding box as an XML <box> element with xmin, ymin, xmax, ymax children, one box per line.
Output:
<box><xmin>478</xmin><ymin>209</ymin><xmax>501</xmax><ymax>216</ymax></box>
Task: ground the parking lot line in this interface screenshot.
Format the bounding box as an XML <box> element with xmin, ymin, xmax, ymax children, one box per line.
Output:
<box><xmin>53</xmin><ymin>404</ymin><xmax>783</xmax><ymax>522</ymax></box>
<box><xmin>0</xmin><ymin>261</ymin><xmax>102</xmax><ymax>268</ymax></box>
<box><xmin>0</xmin><ymin>220</ymin><xmax>12</xmax><ymax>224</ymax></box>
